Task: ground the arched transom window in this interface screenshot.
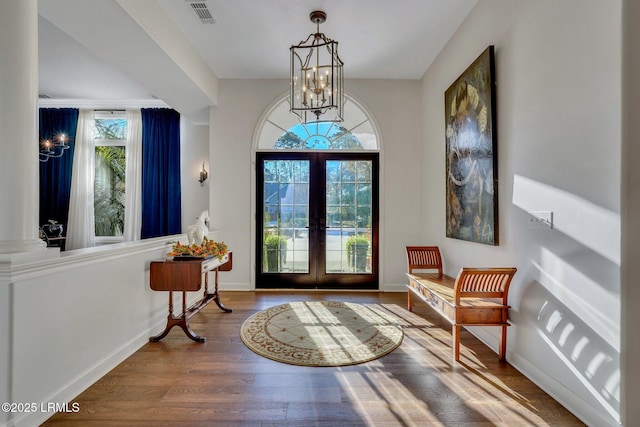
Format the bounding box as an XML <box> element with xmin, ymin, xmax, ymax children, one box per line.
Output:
<box><xmin>256</xmin><ymin>95</ymin><xmax>378</xmax><ymax>151</ymax></box>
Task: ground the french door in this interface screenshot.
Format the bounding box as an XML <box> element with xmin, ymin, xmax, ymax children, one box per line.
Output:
<box><xmin>256</xmin><ymin>152</ymin><xmax>379</xmax><ymax>289</ymax></box>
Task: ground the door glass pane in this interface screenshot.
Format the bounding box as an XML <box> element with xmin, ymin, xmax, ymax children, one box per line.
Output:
<box><xmin>325</xmin><ymin>160</ymin><xmax>372</xmax><ymax>274</ymax></box>
<box><xmin>263</xmin><ymin>160</ymin><xmax>309</xmax><ymax>273</ymax></box>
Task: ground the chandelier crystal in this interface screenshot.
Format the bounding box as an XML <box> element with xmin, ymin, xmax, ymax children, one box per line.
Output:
<box><xmin>290</xmin><ymin>10</ymin><xmax>344</xmax><ymax>123</ymax></box>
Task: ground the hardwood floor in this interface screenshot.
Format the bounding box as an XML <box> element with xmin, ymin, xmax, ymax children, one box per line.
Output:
<box><xmin>44</xmin><ymin>291</ymin><xmax>584</xmax><ymax>426</ymax></box>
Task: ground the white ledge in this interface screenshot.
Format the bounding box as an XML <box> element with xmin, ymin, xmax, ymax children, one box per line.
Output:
<box><xmin>0</xmin><ymin>234</ymin><xmax>185</xmax><ymax>281</ymax></box>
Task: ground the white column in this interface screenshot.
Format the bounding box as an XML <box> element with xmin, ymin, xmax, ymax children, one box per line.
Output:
<box><xmin>0</xmin><ymin>0</ymin><xmax>46</xmax><ymax>253</ymax></box>
<box><xmin>0</xmin><ymin>2</ymin><xmax>42</xmax><ymax>423</ymax></box>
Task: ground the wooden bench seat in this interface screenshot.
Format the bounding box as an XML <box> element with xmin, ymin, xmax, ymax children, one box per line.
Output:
<box><xmin>406</xmin><ymin>246</ymin><xmax>517</xmax><ymax>362</ymax></box>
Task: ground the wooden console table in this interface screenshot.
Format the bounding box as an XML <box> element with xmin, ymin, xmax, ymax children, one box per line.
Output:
<box><xmin>149</xmin><ymin>252</ymin><xmax>232</xmax><ymax>343</ymax></box>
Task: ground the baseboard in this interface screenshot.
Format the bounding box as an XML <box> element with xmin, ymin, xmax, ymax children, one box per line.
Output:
<box><xmin>217</xmin><ymin>282</ymin><xmax>408</xmax><ymax>292</ymax></box>
<box><xmin>218</xmin><ymin>282</ymin><xmax>251</xmax><ymax>291</ymax></box>
<box><xmin>470</xmin><ymin>327</ymin><xmax>620</xmax><ymax>427</ymax></box>
<box><xmin>380</xmin><ymin>282</ymin><xmax>407</xmax><ymax>292</ymax></box>
<box><xmin>13</xmin><ymin>311</ymin><xmax>172</xmax><ymax>427</ymax></box>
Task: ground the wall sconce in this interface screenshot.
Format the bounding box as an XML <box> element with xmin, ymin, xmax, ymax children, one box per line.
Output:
<box><xmin>40</xmin><ymin>133</ymin><xmax>71</xmax><ymax>162</ymax></box>
<box><xmin>198</xmin><ymin>162</ymin><xmax>208</xmax><ymax>186</ymax></box>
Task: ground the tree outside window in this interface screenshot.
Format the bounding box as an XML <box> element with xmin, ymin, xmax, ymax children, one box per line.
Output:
<box><xmin>93</xmin><ymin>116</ymin><xmax>127</xmax><ymax>238</ymax></box>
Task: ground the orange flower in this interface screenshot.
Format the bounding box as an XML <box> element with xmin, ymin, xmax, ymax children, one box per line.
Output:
<box><xmin>167</xmin><ymin>238</ymin><xmax>228</xmax><ymax>259</ymax></box>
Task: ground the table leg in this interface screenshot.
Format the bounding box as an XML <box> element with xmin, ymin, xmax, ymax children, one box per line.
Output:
<box><xmin>150</xmin><ymin>291</ymin><xmax>206</xmax><ymax>343</ymax></box>
<box><xmin>202</xmin><ymin>268</ymin><xmax>232</xmax><ymax>313</ymax></box>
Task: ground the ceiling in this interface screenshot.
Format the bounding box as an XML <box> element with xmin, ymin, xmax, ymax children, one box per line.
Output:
<box><xmin>37</xmin><ymin>0</ymin><xmax>478</xmax><ymax>118</ymax></box>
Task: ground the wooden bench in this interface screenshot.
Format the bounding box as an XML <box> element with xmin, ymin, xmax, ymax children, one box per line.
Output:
<box><xmin>405</xmin><ymin>246</ymin><xmax>517</xmax><ymax>362</ymax></box>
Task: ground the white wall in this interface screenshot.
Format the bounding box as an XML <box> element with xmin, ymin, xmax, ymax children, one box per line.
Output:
<box><xmin>1</xmin><ymin>237</ymin><xmax>213</xmax><ymax>427</ymax></box>
<box><xmin>209</xmin><ymin>80</ymin><xmax>286</xmax><ymax>290</ymax></box>
<box><xmin>209</xmin><ymin>79</ymin><xmax>422</xmax><ymax>291</ymax></box>
<box><xmin>421</xmin><ymin>1</ymin><xmax>621</xmax><ymax>425</ymax></box>
<box><xmin>180</xmin><ymin>116</ymin><xmax>210</xmax><ymax>231</ymax></box>
<box><xmin>347</xmin><ymin>80</ymin><xmax>423</xmax><ymax>289</ymax></box>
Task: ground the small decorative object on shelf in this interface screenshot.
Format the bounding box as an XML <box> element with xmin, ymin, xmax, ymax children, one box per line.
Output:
<box><xmin>187</xmin><ymin>209</ymin><xmax>210</xmax><ymax>246</ymax></box>
<box><xmin>42</xmin><ymin>219</ymin><xmax>63</xmax><ymax>237</ymax></box>
<box><xmin>167</xmin><ymin>237</ymin><xmax>228</xmax><ymax>261</ymax></box>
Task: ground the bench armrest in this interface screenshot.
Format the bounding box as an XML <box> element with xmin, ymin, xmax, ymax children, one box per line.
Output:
<box><xmin>453</xmin><ymin>267</ymin><xmax>517</xmax><ymax>305</ymax></box>
<box><xmin>406</xmin><ymin>246</ymin><xmax>443</xmax><ymax>275</ymax></box>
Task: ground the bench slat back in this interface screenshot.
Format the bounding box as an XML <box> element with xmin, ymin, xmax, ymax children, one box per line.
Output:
<box><xmin>406</xmin><ymin>246</ymin><xmax>443</xmax><ymax>276</ymax></box>
<box><xmin>455</xmin><ymin>268</ymin><xmax>517</xmax><ymax>304</ymax></box>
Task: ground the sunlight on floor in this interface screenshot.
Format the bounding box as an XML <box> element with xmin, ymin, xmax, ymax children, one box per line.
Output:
<box><xmin>335</xmin><ymin>369</ymin><xmax>436</xmax><ymax>426</ymax></box>
<box><xmin>328</xmin><ymin>303</ymin><xmax>560</xmax><ymax>426</ymax></box>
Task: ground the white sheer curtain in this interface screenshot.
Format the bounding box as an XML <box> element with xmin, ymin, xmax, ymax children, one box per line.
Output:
<box><xmin>66</xmin><ymin>109</ymin><xmax>95</xmax><ymax>250</ymax></box>
<box><xmin>123</xmin><ymin>110</ymin><xmax>142</xmax><ymax>241</ymax></box>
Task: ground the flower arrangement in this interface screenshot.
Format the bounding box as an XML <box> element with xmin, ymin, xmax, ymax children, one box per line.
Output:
<box><xmin>167</xmin><ymin>237</ymin><xmax>228</xmax><ymax>260</ymax></box>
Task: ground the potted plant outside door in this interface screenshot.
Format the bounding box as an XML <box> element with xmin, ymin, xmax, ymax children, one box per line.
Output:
<box><xmin>264</xmin><ymin>235</ymin><xmax>287</xmax><ymax>272</ymax></box>
<box><xmin>346</xmin><ymin>235</ymin><xmax>369</xmax><ymax>272</ymax></box>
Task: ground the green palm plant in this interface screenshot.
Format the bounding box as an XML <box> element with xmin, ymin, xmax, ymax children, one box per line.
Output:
<box><xmin>94</xmin><ymin>145</ymin><xmax>126</xmax><ymax>236</ymax></box>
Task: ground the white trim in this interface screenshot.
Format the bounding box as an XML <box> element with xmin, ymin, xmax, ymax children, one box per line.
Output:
<box><xmin>461</xmin><ymin>326</ymin><xmax>620</xmax><ymax>427</ymax></box>
<box><xmin>8</xmin><ymin>287</ymin><xmax>203</xmax><ymax>427</ymax></box>
<box><xmin>0</xmin><ymin>234</ymin><xmax>179</xmax><ymax>282</ymax></box>
<box><xmin>508</xmin><ymin>349</ymin><xmax>620</xmax><ymax>427</ymax></box>
<box><xmin>10</xmin><ymin>318</ymin><xmax>161</xmax><ymax>427</ymax></box>
<box><xmin>37</xmin><ymin>99</ymin><xmax>169</xmax><ymax>109</ymax></box>
<box><xmin>383</xmin><ymin>282</ymin><xmax>408</xmax><ymax>292</ymax></box>
<box><xmin>252</xmin><ymin>92</ymin><xmax>382</xmax><ymax>153</ymax></box>
<box><xmin>0</xmin><ymin>234</ymin><xmax>195</xmax><ymax>427</ymax></box>
<box><xmin>218</xmin><ymin>282</ymin><xmax>252</xmax><ymax>291</ymax></box>
<box><xmin>94</xmin><ymin>236</ymin><xmax>125</xmax><ymax>245</ymax></box>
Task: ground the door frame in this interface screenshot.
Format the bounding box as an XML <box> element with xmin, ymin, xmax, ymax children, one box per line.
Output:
<box><xmin>255</xmin><ymin>152</ymin><xmax>379</xmax><ymax>290</ymax></box>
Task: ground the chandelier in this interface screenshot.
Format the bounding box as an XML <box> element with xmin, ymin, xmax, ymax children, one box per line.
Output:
<box><xmin>290</xmin><ymin>10</ymin><xmax>344</xmax><ymax>123</ymax></box>
<box><xmin>39</xmin><ymin>133</ymin><xmax>70</xmax><ymax>162</ymax></box>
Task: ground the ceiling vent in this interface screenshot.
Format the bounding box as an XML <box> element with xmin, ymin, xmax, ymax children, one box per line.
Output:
<box><xmin>185</xmin><ymin>1</ymin><xmax>216</xmax><ymax>24</ymax></box>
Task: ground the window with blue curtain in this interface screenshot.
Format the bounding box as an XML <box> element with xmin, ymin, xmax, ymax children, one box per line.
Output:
<box><xmin>39</xmin><ymin>108</ymin><xmax>79</xmax><ymax>233</ymax></box>
<box><xmin>141</xmin><ymin>108</ymin><xmax>182</xmax><ymax>238</ymax></box>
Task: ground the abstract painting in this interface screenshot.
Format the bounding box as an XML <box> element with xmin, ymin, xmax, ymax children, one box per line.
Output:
<box><xmin>445</xmin><ymin>46</ymin><xmax>498</xmax><ymax>245</ymax></box>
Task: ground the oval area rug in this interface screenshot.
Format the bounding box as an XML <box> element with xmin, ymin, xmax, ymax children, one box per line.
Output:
<box><xmin>240</xmin><ymin>301</ymin><xmax>404</xmax><ymax>367</ymax></box>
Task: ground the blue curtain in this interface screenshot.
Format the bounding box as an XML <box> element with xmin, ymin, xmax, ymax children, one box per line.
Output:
<box><xmin>141</xmin><ymin>108</ymin><xmax>182</xmax><ymax>238</ymax></box>
<box><xmin>39</xmin><ymin>108</ymin><xmax>79</xmax><ymax>232</ymax></box>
